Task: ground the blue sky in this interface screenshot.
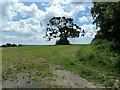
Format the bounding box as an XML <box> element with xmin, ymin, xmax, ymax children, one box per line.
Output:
<box><xmin>0</xmin><ymin>0</ymin><xmax>99</xmax><ymax>45</ymax></box>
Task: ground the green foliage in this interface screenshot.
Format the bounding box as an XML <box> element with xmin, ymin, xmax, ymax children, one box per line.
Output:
<box><xmin>76</xmin><ymin>39</ymin><xmax>119</xmax><ymax>87</ymax></box>
<box><xmin>80</xmin><ymin>68</ymin><xmax>93</xmax><ymax>76</ymax></box>
<box><xmin>44</xmin><ymin>17</ymin><xmax>84</xmax><ymax>45</ymax></box>
<box><xmin>91</xmin><ymin>2</ymin><xmax>120</xmax><ymax>44</ymax></box>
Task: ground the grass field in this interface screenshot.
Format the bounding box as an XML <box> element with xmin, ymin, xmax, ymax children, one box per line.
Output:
<box><xmin>2</xmin><ymin>42</ymin><xmax>119</xmax><ymax>88</ymax></box>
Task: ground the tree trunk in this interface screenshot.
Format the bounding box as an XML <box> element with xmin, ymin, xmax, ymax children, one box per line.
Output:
<box><xmin>56</xmin><ymin>37</ymin><xmax>70</xmax><ymax>45</ymax></box>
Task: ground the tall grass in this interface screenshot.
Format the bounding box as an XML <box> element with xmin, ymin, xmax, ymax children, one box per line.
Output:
<box><xmin>76</xmin><ymin>39</ymin><xmax>119</xmax><ymax>87</ymax></box>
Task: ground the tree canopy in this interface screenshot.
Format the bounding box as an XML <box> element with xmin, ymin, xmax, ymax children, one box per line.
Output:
<box><xmin>44</xmin><ymin>16</ymin><xmax>85</xmax><ymax>45</ymax></box>
<box><xmin>91</xmin><ymin>2</ymin><xmax>120</xmax><ymax>44</ymax></box>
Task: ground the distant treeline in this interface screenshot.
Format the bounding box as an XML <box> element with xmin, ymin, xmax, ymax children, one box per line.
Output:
<box><xmin>1</xmin><ymin>43</ymin><xmax>22</xmax><ymax>47</ymax></box>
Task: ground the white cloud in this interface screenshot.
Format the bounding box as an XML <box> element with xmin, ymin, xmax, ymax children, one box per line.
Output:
<box><xmin>1</xmin><ymin>1</ymin><xmax>92</xmax><ymax>27</ymax></box>
<box><xmin>14</xmin><ymin>3</ymin><xmax>45</xmax><ymax>19</ymax></box>
<box><xmin>39</xmin><ymin>1</ymin><xmax>87</xmax><ymax>29</ymax></box>
<box><xmin>79</xmin><ymin>16</ymin><xmax>93</xmax><ymax>23</ymax></box>
<box><xmin>79</xmin><ymin>16</ymin><xmax>89</xmax><ymax>23</ymax></box>
<box><xmin>2</xmin><ymin>34</ymin><xmax>57</xmax><ymax>45</ymax></box>
<box><xmin>41</xmin><ymin>3</ymin><xmax>47</xmax><ymax>6</ymax></box>
<box><xmin>69</xmin><ymin>37</ymin><xmax>93</xmax><ymax>44</ymax></box>
<box><xmin>0</xmin><ymin>1</ymin><xmax>18</xmax><ymax>21</ymax></box>
<box><xmin>80</xmin><ymin>24</ymin><xmax>97</xmax><ymax>38</ymax></box>
<box><xmin>2</xmin><ymin>18</ymin><xmax>41</xmax><ymax>37</ymax></box>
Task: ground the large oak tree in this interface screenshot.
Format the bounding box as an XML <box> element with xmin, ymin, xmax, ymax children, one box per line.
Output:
<box><xmin>44</xmin><ymin>16</ymin><xmax>85</xmax><ymax>45</ymax></box>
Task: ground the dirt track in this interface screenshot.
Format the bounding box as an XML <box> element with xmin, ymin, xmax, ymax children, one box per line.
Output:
<box><xmin>49</xmin><ymin>65</ymin><xmax>104</xmax><ymax>88</ymax></box>
<box><xmin>2</xmin><ymin>63</ymin><xmax>104</xmax><ymax>88</ymax></box>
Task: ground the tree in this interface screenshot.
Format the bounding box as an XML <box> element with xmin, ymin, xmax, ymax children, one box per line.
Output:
<box><xmin>11</xmin><ymin>44</ymin><xmax>17</xmax><ymax>47</ymax></box>
<box><xmin>91</xmin><ymin>2</ymin><xmax>120</xmax><ymax>44</ymax></box>
<box><xmin>2</xmin><ymin>45</ymin><xmax>7</xmax><ymax>47</ymax></box>
<box><xmin>44</xmin><ymin>16</ymin><xmax>84</xmax><ymax>45</ymax></box>
<box><xmin>18</xmin><ymin>44</ymin><xmax>23</xmax><ymax>46</ymax></box>
<box><xmin>6</xmin><ymin>43</ymin><xmax>12</xmax><ymax>47</ymax></box>
<box><xmin>2</xmin><ymin>43</ymin><xmax>18</xmax><ymax>47</ymax></box>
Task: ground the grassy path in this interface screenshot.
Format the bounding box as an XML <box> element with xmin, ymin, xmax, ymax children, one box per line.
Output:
<box><xmin>2</xmin><ymin>45</ymin><xmax>119</xmax><ymax>88</ymax></box>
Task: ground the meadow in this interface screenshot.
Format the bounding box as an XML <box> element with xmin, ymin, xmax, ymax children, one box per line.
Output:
<box><xmin>2</xmin><ymin>41</ymin><xmax>119</xmax><ymax>88</ymax></box>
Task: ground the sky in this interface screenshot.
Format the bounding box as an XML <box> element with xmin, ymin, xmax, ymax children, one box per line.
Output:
<box><xmin>0</xmin><ymin>0</ymin><xmax>100</xmax><ymax>45</ymax></box>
